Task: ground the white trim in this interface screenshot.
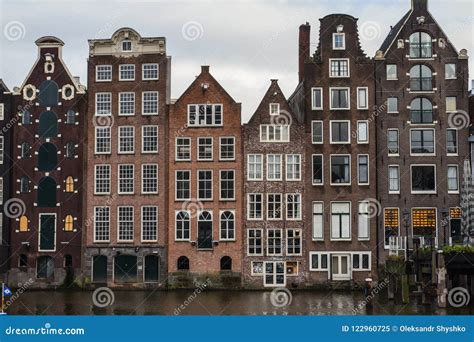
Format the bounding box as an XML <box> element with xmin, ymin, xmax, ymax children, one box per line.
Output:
<box><xmin>332</xmin><ymin>33</ymin><xmax>345</xmax><ymax>50</ymax></box>
<box><xmin>447</xmin><ymin>164</ymin><xmax>460</xmax><ymax>194</ymax></box>
<box><xmin>246</xmin><ymin>154</ymin><xmax>263</xmax><ymax>181</ymax></box>
<box><xmin>388</xmin><ymin>164</ymin><xmax>400</xmax><ymax>194</ymax></box>
<box><xmin>38</xmin><ymin>213</ymin><xmax>57</xmax><ymax>252</ymax></box>
<box><xmin>409</xmin><ymin>128</ymin><xmax>436</xmax><ymax>156</ymax></box>
<box><xmin>266</xmin><ymin>154</ymin><xmax>283</xmax><ymax>181</ymax></box>
<box><xmin>266</xmin><ymin>193</ymin><xmax>283</xmax><ymax>221</ymax></box>
<box><xmin>197</xmin><ymin>137</ymin><xmax>213</xmax><ymax>161</ymax></box>
<box><xmin>175</xmin><ymin>170</ymin><xmax>191</xmax><ymax>201</ymax></box>
<box><xmin>175</xmin><ymin>210</ymin><xmax>191</xmax><ymax>241</ymax></box>
<box><xmin>311</xmin><ymin>87</ymin><xmax>323</xmax><ymax>110</ymax></box>
<box><xmin>329</xmin><ymin>201</ymin><xmax>352</xmax><ymax>241</ymax></box>
<box><xmin>309</xmin><ymin>252</ymin><xmax>329</xmax><ymax>272</ymax></box>
<box><xmin>383</xmin><ymin>207</ymin><xmax>400</xmax><ymax>249</ymax></box>
<box><xmin>311</xmin><ymin>120</ymin><xmax>323</xmax><ymax>144</ymax></box>
<box><xmin>446</xmin><ymin>128</ymin><xmax>459</xmax><ymax>156</ymax></box>
<box><xmin>357</xmin><ymin>154</ymin><xmax>370</xmax><ymax>186</ymax></box>
<box><xmin>95</xmin><ymin>65</ymin><xmax>112</xmax><ymax>82</ymax></box>
<box><xmin>118</xmin><ymin>125</ymin><xmax>135</xmax><ymax>154</ymax></box>
<box><xmin>387</xmin><ymin>97</ymin><xmax>399</xmax><ymax>113</ymax></box>
<box><xmin>269</xmin><ymin>103</ymin><xmax>280</xmax><ymax>115</ymax></box>
<box><xmin>329</xmin><ymin>120</ymin><xmax>351</xmax><ymax>144</ymax></box>
<box><xmin>197</xmin><ymin>169</ymin><xmax>213</xmax><ymax>201</ymax></box>
<box><xmin>312</xmin><ymin>201</ymin><xmax>324</xmax><ymax>241</ymax></box>
<box><xmin>117</xmin><ymin>206</ymin><xmax>134</xmax><ymax>243</ymax></box>
<box><xmin>286</xmin><ymin>228</ymin><xmax>302</xmax><ymax>256</ymax></box>
<box><xmin>95</xmin><ymin>92</ymin><xmax>112</xmax><ymax>116</ymax></box>
<box><xmin>285</xmin><ymin>154</ymin><xmax>302</xmax><ymax>181</ymax></box>
<box><xmin>387</xmin><ymin>128</ymin><xmax>400</xmax><ymax>156</ymax></box>
<box><xmin>329</xmin><ymin>87</ymin><xmax>350</xmax><ymax>110</ymax></box>
<box><xmin>259</xmin><ymin>125</ymin><xmax>290</xmax><ymax>143</ymax></box>
<box><xmin>410</xmin><ymin>164</ymin><xmax>437</xmax><ymax>194</ymax></box>
<box><xmin>250</xmin><ymin>261</ymin><xmax>264</xmax><ymax>275</ymax></box>
<box><xmin>118</xmin><ymin>64</ymin><xmax>135</xmax><ymax>81</ymax></box>
<box><xmin>142</xmin><ymin>63</ymin><xmax>159</xmax><ymax>81</ymax></box>
<box><xmin>219</xmin><ymin>136</ymin><xmax>236</xmax><ymax>161</ymax></box>
<box><xmin>329</xmin><ymin>58</ymin><xmax>350</xmax><ymax>78</ymax></box>
<box><xmin>356</xmin><ymin>120</ymin><xmax>369</xmax><ymax>144</ymax></box>
<box><xmin>356</xmin><ymin>87</ymin><xmax>369</xmax><ymax>110</ymax></box>
<box><xmin>140</xmin><ymin>205</ymin><xmax>158</xmax><ymax>242</ymax></box>
<box><xmin>219</xmin><ymin>209</ymin><xmax>236</xmax><ymax>241</ymax></box>
<box><xmin>142</xmin><ymin>91</ymin><xmax>159</xmax><ymax>115</ymax></box>
<box><xmin>141</xmin><ymin>164</ymin><xmax>159</xmax><ymax>194</ymax></box>
<box><xmin>118</xmin><ymin>92</ymin><xmax>135</xmax><ymax>116</ymax></box>
<box><xmin>93</xmin><ymin>206</ymin><xmax>110</xmax><ymax>243</ymax></box>
<box><xmin>187</xmin><ymin>103</ymin><xmax>224</xmax><ymax>127</ymax></box>
<box><xmin>285</xmin><ymin>193</ymin><xmax>302</xmax><ymax>221</ymax></box>
<box><xmin>117</xmin><ymin>164</ymin><xmax>135</xmax><ymax>195</ymax></box>
<box><xmin>94</xmin><ymin>164</ymin><xmax>111</xmax><ymax>195</ymax></box>
<box><xmin>247</xmin><ymin>228</ymin><xmax>264</xmax><ymax>256</ymax></box>
<box><xmin>175</xmin><ymin>137</ymin><xmax>191</xmax><ymax>161</ymax></box>
<box><xmin>219</xmin><ymin>169</ymin><xmax>235</xmax><ymax>201</ymax></box>
<box><xmin>266</xmin><ymin>229</ymin><xmax>283</xmax><ymax>256</ymax></box>
<box><xmin>246</xmin><ymin>193</ymin><xmax>263</xmax><ymax>221</ymax></box>
<box><xmin>330</xmin><ymin>154</ymin><xmax>351</xmax><ymax>186</ymax></box>
<box><xmin>141</xmin><ymin>125</ymin><xmax>159</xmax><ymax>154</ymax></box>
<box><xmin>357</xmin><ymin>201</ymin><xmax>370</xmax><ymax>241</ymax></box>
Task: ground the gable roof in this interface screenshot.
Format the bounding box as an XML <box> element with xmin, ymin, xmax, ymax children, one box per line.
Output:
<box><xmin>0</xmin><ymin>79</ymin><xmax>10</xmax><ymax>93</ymax></box>
<box><xmin>379</xmin><ymin>10</ymin><xmax>411</xmax><ymax>52</ymax></box>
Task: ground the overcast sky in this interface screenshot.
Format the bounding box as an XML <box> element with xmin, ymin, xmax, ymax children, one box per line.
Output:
<box><xmin>0</xmin><ymin>0</ymin><xmax>473</xmax><ymax>122</ymax></box>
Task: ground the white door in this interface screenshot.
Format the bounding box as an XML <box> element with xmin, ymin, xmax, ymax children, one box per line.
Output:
<box><xmin>264</xmin><ymin>261</ymin><xmax>286</xmax><ymax>287</ymax></box>
<box><xmin>331</xmin><ymin>254</ymin><xmax>351</xmax><ymax>280</ymax></box>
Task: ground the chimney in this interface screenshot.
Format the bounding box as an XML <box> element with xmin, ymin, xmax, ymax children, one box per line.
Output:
<box><xmin>298</xmin><ymin>23</ymin><xmax>310</xmax><ymax>83</ymax></box>
<box><xmin>201</xmin><ymin>65</ymin><xmax>210</xmax><ymax>73</ymax></box>
<box><xmin>411</xmin><ymin>0</ymin><xmax>428</xmax><ymax>11</ymax></box>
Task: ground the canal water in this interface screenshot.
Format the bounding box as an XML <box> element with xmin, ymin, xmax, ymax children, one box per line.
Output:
<box><xmin>5</xmin><ymin>290</ymin><xmax>473</xmax><ymax>315</ymax></box>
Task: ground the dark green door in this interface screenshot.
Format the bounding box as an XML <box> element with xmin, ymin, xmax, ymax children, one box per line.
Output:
<box><xmin>144</xmin><ymin>255</ymin><xmax>159</xmax><ymax>282</ymax></box>
<box><xmin>92</xmin><ymin>255</ymin><xmax>107</xmax><ymax>283</ymax></box>
<box><xmin>114</xmin><ymin>255</ymin><xmax>137</xmax><ymax>283</ymax></box>
<box><xmin>198</xmin><ymin>221</ymin><xmax>212</xmax><ymax>249</ymax></box>
<box><xmin>39</xmin><ymin>214</ymin><xmax>55</xmax><ymax>251</ymax></box>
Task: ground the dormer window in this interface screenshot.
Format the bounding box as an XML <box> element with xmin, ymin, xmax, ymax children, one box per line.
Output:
<box><xmin>333</xmin><ymin>33</ymin><xmax>345</xmax><ymax>50</ymax></box>
<box><xmin>122</xmin><ymin>40</ymin><xmax>132</xmax><ymax>52</ymax></box>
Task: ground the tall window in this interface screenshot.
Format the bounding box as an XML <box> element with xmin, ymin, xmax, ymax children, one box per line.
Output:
<box><xmin>94</xmin><ymin>207</ymin><xmax>110</xmax><ymax>241</ymax></box>
<box><xmin>247</xmin><ymin>194</ymin><xmax>262</xmax><ymax>220</ymax></box>
<box><xmin>176</xmin><ymin>171</ymin><xmax>191</xmax><ymax>200</ymax></box>
<box><xmin>410</xmin><ymin>98</ymin><xmax>433</xmax><ymax>123</ymax></box>
<box><xmin>21</xmin><ymin>142</ymin><xmax>31</xmax><ymax>159</ymax></box>
<box><xmin>331</xmin><ymin>155</ymin><xmax>350</xmax><ymax>185</ymax></box>
<box><xmin>386</xmin><ymin>64</ymin><xmax>397</xmax><ymax>80</ymax></box>
<box><xmin>141</xmin><ymin>206</ymin><xmax>158</xmax><ymax>241</ymax></box>
<box><xmin>269</xmin><ymin>103</ymin><xmax>280</xmax><ymax>115</ymax></box>
<box><xmin>220</xmin><ymin>211</ymin><xmax>235</xmax><ymax>240</ymax></box>
<box><xmin>188</xmin><ymin>104</ymin><xmax>222</xmax><ymax>126</ymax></box>
<box><xmin>409</xmin><ymin>32</ymin><xmax>432</xmax><ymax>58</ymax></box>
<box><xmin>220</xmin><ymin>170</ymin><xmax>235</xmax><ymax>200</ymax></box>
<box><xmin>198</xmin><ymin>137</ymin><xmax>213</xmax><ymax>161</ymax></box>
<box><xmin>142</xmin><ymin>91</ymin><xmax>159</xmax><ymax>115</ymax></box>
<box><xmin>95</xmin><ymin>165</ymin><xmax>111</xmax><ymax>194</ymax></box>
<box><xmin>286</xmin><ymin>155</ymin><xmax>301</xmax><ymax>181</ymax></box>
<box><xmin>357</xmin><ymin>87</ymin><xmax>368</xmax><ymax>109</ymax></box>
<box><xmin>331</xmin><ymin>202</ymin><xmax>351</xmax><ymax>240</ymax></box>
<box><xmin>21</xmin><ymin>111</ymin><xmax>31</xmax><ymax>125</ymax></box>
<box><xmin>95</xmin><ymin>127</ymin><xmax>111</xmax><ymax>154</ymax></box>
<box><xmin>119</xmin><ymin>64</ymin><xmax>135</xmax><ymax>81</ymax></box>
<box><xmin>330</xmin><ymin>121</ymin><xmax>350</xmax><ymax>143</ymax></box>
<box><xmin>286</xmin><ymin>194</ymin><xmax>301</xmax><ymax>220</ymax></box>
<box><xmin>446</xmin><ymin>129</ymin><xmax>458</xmax><ymax>155</ymax></box>
<box><xmin>260</xmin><ymin>125</ymin><xmax>290</xmax><ymax>142</ymax></box>
<box><xmin>287</xmin><ymin>229</ymin><xmax>301</xmax><ymax>255</ymax></box>
<box><xmin>267</xmin><ymin>229</ymin><xmax>282</xmax><ymax>256</ymax></box>
<box><xmin>142</xmin><ymin>164</ymin><xmax>158</xmax><ymax>194</ymax></box>
<box><xmin>312</xmin><ymin>202</ymin><xmax>324</xmax><ymax>240</ymax></box>
<box><xmin>176</xmin><ymin>211</ymin><xmax>190</xmax><ymax>240</ymax></box>
<box><xmin>312</xmin><ymin>154</ymin><xmax>323</xmax><ymax>185</ymax></box>
<box><xmin>118</xmin><ymin>164</ymin><xmax>134</xmax><ymax>194</ymax></box>
<box><xmin>387</xmin><ymin>97</ymin><xmax>398</xmax><ymax>113</ymax></box>
<box><xmin>198</xmin><ymin>170</ymin><xmax>212</xmax><ymax>200</ymax></box>
<box><xmin>142</xmin><ymin>126</ymin><xmax>158</xmax><ymax>153</ymax></box>
<box><xmin>411</xmin><ymin>165</ymin><xmax>436</xmax><ymax>193</ymax></box>
<box><xmin>118</xmin><ymin>206</ymin><xmax>134</xmax><ymax>241</ymax></box>
<box><xmin>389</xmin><ymin>165</ymin><xmax>400</xmax><ymax>193</ymax></box>
<box><xmin>311</xmin><ymin>88</ymin><xmax>323</xmax><ymax>110</ymax></box>
<box><xmin>219</xmin><ymin>137</ymin><xmax>235</xmax><ymax>160</ymax></box>
<box><xmin>118</xmin><ymin>126</ymin><xmax>134</xmax><ymax>154</ymax></box>
<box><xmin>95</xmin><ymin>93</ymin><xmax>112</xmax><ymax>115</ymax></box>
<box><xmin>358</xmin><ymin>202</ymin><xmax>370</xmax><ymax>240</ymax></box>
<box><xmin>119</xmin><ymin>92</ymin><xmax>135</xmax><ymax>115</ymax></box>
<box><xmin>142</xmin><ymin>64</ymin><xmax>159</xmax><ymax>80</ymax></box>
<box><xmin>387</xmin><ymin>129</ymin><xmax>399</xmax><ymax>155</ymax></box>
<box><xmin>330</xmin><ymin>88</ymin><xmax>350</xmax><ymax>109</ymax></box>
<box><xmin>445</xmin><ymin>63</ymin><xmax>456</xmax><ymax>79</ymax></box>
<box><xmin>357</xmin><ymin>155</ymin><xmax>369</xmax><ymax>185</ymax></box>
<box><xmin>410</xmin><ymin>129</ymin><xmax>435</xmax><ymax>155</ymax></box>
<box><xmin>65</xmin><ymin>176</ymin><xmax>74</xmax><ymax>193</ymax></box>
<box><xmin>384</xmin><ymin>208</ymin><xmax>399</xmax><ymax>247</ymax></box>
<box><xmin>176</xmin><ymin>138</ymin><xmax>191</xmax><ymax>161</ymax></box>
<box><xmin>447</xmin><ymin>165</ymin><xmax>459</xmax><ymax>193</ymax></box>
<box><xmin>357</xmin><ymin>121</ymin><xmax>368</xmax><ymax>144</ymax></box>
<box><xmin>267</xmin><ymin>154</ymin><xmax>282</xmax><ymax>180</ymax></box>
<box><xmin>332</xmin><ymin>33</ymin><xmax>345</xmax><ymax>49</ymax></box>
<box><xmin>267</xmin><ymin>193</ymin><xmax>282</xmax><ymax>220</ymax></box>
<box><xmin>20</xmin><ymin>176</ymin><xmax>29</xmax><ymax>193</ymax></box>
<box><xmin>311</xmin><ymin>121</ymin><xmax>323</xmax><ymax>143</ymax></box>
<box><xmin>247</xmin><ymin>154</ymin><xmax>263</xmax><ymax>180</ymax></box>
<box><xmin>330</xmin><ymin>59</ymin><xmax>349</xmax><ymax>77</ymax></box>
<box><xmin>410</xmin><ymin>65</ymin><xmax>433</xmax><ymax>91</ymax></box>
<box><xmin>248</xmin><ymin>229</ymin><xmax>263</xmax><ymax>255</ymax></box>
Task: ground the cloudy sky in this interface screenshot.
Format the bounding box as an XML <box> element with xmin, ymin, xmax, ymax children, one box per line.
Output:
<box><xmin>0</xmin><ymin>0</ymin><xmax>473</xmax><ymax>122</ymax></box>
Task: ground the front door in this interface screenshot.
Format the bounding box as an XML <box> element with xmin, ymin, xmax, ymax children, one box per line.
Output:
<box><xmin>264</xmin><ymin>261</ymin><xmax>286</xmax><ymax>287</ymax></box>
<box><xmin>331</xmin><ymin>254</ymin><xmax>350</xmax><ymax>281</ymax></box>
<box><xmin>39</xmin><ymin>214</ymin><xmax>56</xmax><ymax>251</ymax></box>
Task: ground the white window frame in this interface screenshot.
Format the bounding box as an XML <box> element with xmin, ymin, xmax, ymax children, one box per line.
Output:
<box><xmin>312</xmin><ymin>154</ymin><xmax>324</xmax><ymax>186</ymax></box>
<box><xmin>388</xmin><ymin>165</ymin><xmax>400</xmax><ymax>194</ymax></box>
<box><xmin>330</xmin><ymin>120</ymin><xmax>351</xmax><ymax>144</ymax></box>
<box><xmin>309</xmin><ymin>252</ymin><xmax>329</xmax><ymax>271</ymax></box>
<box><xmin>250</xmin><ymin>261</ymin><xmax>264</xmax><ymax>275</ymax></box>
<box><xmin>352</xmin><ymin>252</ymin><xmax>371</xmax><ymax>271</ymax></box>
<box><xmin>187</xmin><ymin>104</ymin><xmax>223</xmax><ymax>127</ymax></box>
<box><xmin>141</xmin><ymin>205</ymin><xmax>158</xmax><ymax>242</ymax></box>
<box><xmin>117</xmin><ymin>164</ymin><xmax>135</xmax><ymax>195</ymax></box>
<box><xmin>197</xmin><ymin>169</ymin><xmax>213</xmax><ymax>201</ymax></box>
<box><xmin>267</xmin><ymin>154</ymin><xmax>282</xmax><ymax>181</ymax></box>
<box><xmin>410</xmin><ymin>164</ymin><xmax>437</xmax><ymax>194</ymax></box>
<box><xmin>247</xmin><ymin>154</ymin><xmax>263</xmax><ymax>181</ymax></box>
<box><xmin>266</xmin><ymin>193</ymin><xmax>282</xmax><ymax>221</ymax></box>
<box><xmin>311</xmin><ymin>87</ymin><xmax>323</xmax><ymax>110</ymax></box>
<box><xmin>286</xmin><ymin>229</ymin><xmax>302</xmax><ymax>256</ymax></box>
<box><xmin>219</xmin><ymin>169</ymin><xmax>235</xmax><ymax>201</ymax></box>
<box><xmin>445</xmin><ymin>63</ymin><xmax>456</xmax><ymax>80</ymax></box>
<box><xmin>285</xmin><ymin>154</ymin><xmax>301</xmax><ymax>181</ymax></box>
<box><xmin>118</xmin><ymin>126</ymin><xmax>135</xmax><ymax>154</ymax></box>
<box><xmin>447</xmin><ymin>164</ymin><xmax>459</xmax><ymax>194</ymax></box>
<box><xmin>357</xmin><ymin>154</ymin><xmax>369</xmax><ymax>186</ymax></box>
<box><xmin>358</xmin><ymin>201</ymin><xmax>370</xmax><ymax>241</ymax></box>
<box><xmin>175</xmin><ymin>170</ymin><xmax>191</xmax><ymax>201</ymax></box>
<box><xmin>387</xmin><ymin>97</ymin><xmax>399</xmax><ymax>113</ymax></box>
<box><xmin>386</xmin><ymin>64</ymin><xmax>398</xmax><ymax>80</ymax></box>
<box><xmin>311</xmin><ymin>120</ymin><xmax>323</xmax><ymax>144</ymax></box>
<box><xmin>286</xmin><ymin>193</ymin><xmax>302</xmax><ymax>221</ymax></box>
<box><xmin>409</xmin><ymin>128</ymin><xmax>436</xmax><ymax>156</ymax></box>
<box><xmin>446</xmin><ymin>129</ymin><xmax>458</xmax><ymax>156</ymax></box>
<box><xmin>119</xmin><ymin>64</ymin><xmax>135</xmax><ymax>81</ymax></box>
<box><xmin>259</xmin><ymin>125</ymin><xmax>290</xmax><ymax>143</ymax></box>
<box><xmin>118</xmin><ymin>92</ymin><xmax>135</xmax><ymax>116</ymax></box>
<box><xmin>219</xmin><ymin>210</ymin><xmax>236</xmax><ymax>241</ymax></box>
<box><xmin>330</xmin><ymin>201</ymin><xmax>352</xmax><ymax>241</ymax></box>
<box><xmin>142</xmin><ymin>63</ymin><xmax>159</xmax><ymax>81</ymax></box>
<box><xmin>95</xmin><ymin>92</ymin><xmax>112</xmax><ymax>115</ymax></box>
<box><xmin>267</xmin><ymin>229</ymin><xmax>283</xmax><ymax>256</ymax></box>
<box><xmin>175</xmin><ymin>210</ymin><xmax>191</xmax><ymax>241</ymax></box>
<box><xmin>332</xmin><ymin>33</ymin><xmax>345</xmax><ymax>50</ymax></box>
<box><xmin>197</xmin><ymin>137</ymin><xmax>213</xmax><ymax>161</ymax></box>
<box><xmin>117</xmin><ymin>206</ymin><xmax>134</xmax><ymax>242</ymax></box>
<box><xmin>312</xmin><ymin>201</ymin><xmax>324</xmax><ymax>241</ymax></box>
<box><xmin>175</xmin><ymin>137</ymin><xmax>191</xmax><ymax>161</ymax></box>
<box><xmin>95</xmin><ymin>65</ymin><xmax>112</xmax><ymax>82</ymax></box>
<box><xmin>383</xmin><ymin>207</ymin><xmax>400</xmax><ymax>249</ymax></box>
<box><xmin>141</xmin><ymin>125</ymin><xmax>159</xmax><ymax>154</ymax></box>
<box><xmin>329</xmin><ymin>58</ymin><xmax>350</xmax><ymax>78</ymax></box>
<box><xmin>93</xmin><ymin>207</ymin><xmax>110</xmax><ymax>243</ymax></box>
<box><xmin>357</xmin><ymin>87</ymin><xmax>369</xmax><ymax>110</ymax></box>
<box><xmin>247</xmin><ymin>193</ymin><xmax>263</xmax><ymax>221</ymax></box>
<box><xmin>141</xmin><ymin>164</ymin><xmax>159</xmax><ymax>194</ymax></box>
<box><xmin>142</xmin><ymin>91</ymin><xmax>159</xmax><ymax>115</ymax></box>
<box><xmin>94</xmin><ymin>164</ymin><xmax>111</xmax><ymax>195</ymax></box>
<box><xmin>330</xmin><ymin>154</ymin><xmax>351</xmax><ymax>186</ymax></box>
<box><xmin>387</xmin><ymin>129</ymin><xmax>399</xmax><ymax>156</ymax></box>
<box><xmin>0</xmin><ymin>103</ymin><xmax>3</xmax><ymax>121</ymax></box>
<box><xmin>357</xmin><ymin>120</ymin><xmax>369</xmax><ymax>144</ymax></box>
<box><xmin>219</xmin><ymin>136</ymin><xmax>235</xmax><ymax>161</ymax></box>
<box><xmin>269</xmin><ymin>103</ymin><xmax>280</xmax><ymax>115</ymax></box>
<box><xmin>247</xmin><ymin>229</ymin><xmax>263</xmax><ymax>256</ymax></box>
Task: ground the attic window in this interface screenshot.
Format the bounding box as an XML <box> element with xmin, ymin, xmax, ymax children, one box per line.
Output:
<box><xmin>122</xmin><ymin>40</ymin><xmax>132</xmax><ymax>52</ymax></box>
<box><xmin>333</xmin><ymin>33</ymin><xmax>345</xmax><ymax>50</ymax></box>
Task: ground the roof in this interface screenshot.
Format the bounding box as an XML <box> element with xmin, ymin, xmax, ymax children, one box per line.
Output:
<box><xmin>379</xmin><ymin>10</ymin><xmax>411</xmax><ymax>52</ymax></box>
<box><xmin>35</xmin><ymin>36</ymin><xmax>65</xmax><ymax>46</ymax></box>
<box><xmin>0</xmin><ymin>79</ymin><xmax>9</xmax><ymax>92</ymax></box>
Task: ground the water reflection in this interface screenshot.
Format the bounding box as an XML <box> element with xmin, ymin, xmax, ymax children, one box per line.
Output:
<box><xmin>6</xmin><ymin>290</ymin><xmax>473</xmax><ymax>315</ymax></box>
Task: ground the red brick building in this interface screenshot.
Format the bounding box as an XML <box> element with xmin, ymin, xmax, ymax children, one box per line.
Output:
<box><xmin>8</xmin><ymin>37</ymin><xmax>86</xmax><ymax>287</ymax></box>
<box><xmin>84</xmin><ymin>28</ymin><xmax>170</xmax><ymax>287</ymax></box>
<box><xmin>168</xmin><ymin>66</ymin><xmax>242</xmax><ymax>287</ymax></box>
<box><xmin>243</xmin><ymin>80</ymin><xmax>306</xmax><ymax>288</ymax></box>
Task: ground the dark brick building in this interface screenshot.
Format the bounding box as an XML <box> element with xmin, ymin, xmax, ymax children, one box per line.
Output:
<box><xmin>8</xmin><ymin>37</ymin><xmax>86</xmax><ymax>287</ymax></box>
<box><xmin>375</xmin><ymin>0</ymin><xmax>470</xmax><ymax>264</ymax></box>
<box><xmin>168</xmin><ymin>66</ymin><xmax>243</xmax><ymax>287</ymax></box>
<box><xmin>242</xmin><ymin>80</ymin><xmax>306</xmax><ymax>288</ymax></box>
<box><xmin>0</xmin><ymin>80</ymin><xmax>13</xmax><ymax>275</ymax></box>
<box><xmin>291</xmin><ymin>15</ymin><xmax>377</xmax><ymax>285</ymax></box>
<box><xmin>85</xmin><ymin>28</ymin><xmax>170</xmax><ymax>287</ymax></box>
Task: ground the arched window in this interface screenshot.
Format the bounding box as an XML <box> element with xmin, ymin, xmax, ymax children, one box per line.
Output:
<box><xmin>66</xmin><ymin>110</ymin><xmax>76</xmax><ymax>124</ymax></box>
<box><xmin>39</xmin><ymin>111</ymin><xmax>58</xmax><ymax>138</ymax></box>
<box><xmin>64</xmin><ymin>215</ymin><xmax>73</xmax><ymax>231</ymax></box>
<box><xmin>65</xmin><ymin>176</ymin><xmax>74</xmax><ymax>192</ymax></box>
<box><xmin>38</xmin><ymin>80</ymin><xmax>59</xmax><ymax>107</ymax></box>
<box><xmin>220</xmin><ymin>256</ymin><xmax>232</xmax><ymax>271</ymax></box>
<box><xmin>177</xmin><ymin>256</ymin><xmax>189</xmax><ymax>270</ymax></box>
<box><xmin>38</xmin><ymin>143</ymin><xmax>58</xmax><ymax>171</ymax></box>
<box><xmin>20</xmin><ymin>176</ymin><xmax>29</xmax><ymax>193</ymax></box>
<box><xmin>65</xmin><ymin>142</ymin><xmax>75</xmax><ymax>158</ymax></box>
<box><xmin>21</xmin><ymin>111</ymin><xmax>31</xmax><ymax>125</ymax></box>
<box><xmin>410</xmin><ymin>65</ymin><xmax>433</xmax><ymax>91</ymax></box>
<box><xmin>409</xmin><ymin>32</ymin><xmax>432</xmax><ymax>58</ymax></box>
<box><xmin>220</xmin><ymin>211</ymin><xmax>235</xmax><ymax>240</ymax></box>
<box><xmin>410</xmin><ymin>98</ymin><xmax>433</xmax><ymax>123</ymax></box>
<box><xmin>37</xmin><ymin>177</ymin><xmax>57</xmax><ymax>207</ymax></box>
<box><xmin>19</xmin><ymin>215</ymin><xmax>28</xmax><ymax>232</ymax></box>
<box><xmin>176</xmin><ymin>211</ymin><xmax>190</xmax><ymax>240</ymax></box>
<box><xmin>21</xmin><ymin>142</ymin><xmax>30</xmax><ymax>158</ymax></box>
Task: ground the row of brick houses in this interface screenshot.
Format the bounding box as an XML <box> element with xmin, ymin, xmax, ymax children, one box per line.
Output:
<box><xmin>0</xmin><ymin>0</ymin><xmax>472</xmax><ymax>292</ymax></box>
